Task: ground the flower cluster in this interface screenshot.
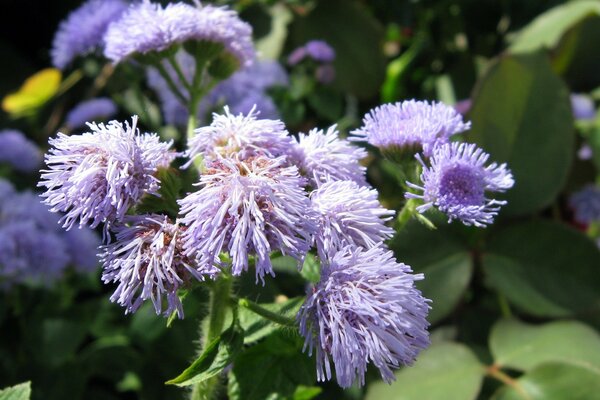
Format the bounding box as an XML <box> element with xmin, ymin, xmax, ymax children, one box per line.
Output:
<box><xmin>66</xmin><ymin>98</ymin><xmax>118</xmax><ymax>129</ymax></box>
<box><xmin>0</xmin><ymin>129</ymin><xmax>42</xmax><ymax>173</ymax></box>
<box><xmin>288</xmin><ymin>40</ymin><xmax>336</xmax><ymax>83</ymax></box>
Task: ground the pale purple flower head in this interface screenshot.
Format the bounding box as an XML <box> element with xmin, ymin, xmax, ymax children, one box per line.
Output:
<box><xmin>571</xmin><ymin>94</ymin><xmax>596</xmax><ymax>120</ymax></box>
<box><xmin>51</xmin><ymin>0</ymin><xmax>128</xmax><ymax>69</ymax></box>
<box><xmin>569</xmin><ymin>185</ymin><xmax>600</xmax><ymax>225</ymax></box>
<box><xmin>178</xmin><ymin>156</ymin><xmax>317</xmax><ymax>283</ymax></box>
<box><xmin>351</xmin><ymin>100</ymin><xmax>471</xmax><ymax>158</ymax></box>
<box><xmin>63</xmin><ymin>227</ymin><xmax>101</xmax><ymax>272</ymax></box>
<box><xmin>454</xmin><ymin>99</ymin><xmax>472</xmax><ymax>116</ymax></box>
<box><xmin>310</xmin><ymin>180</ymin><xmax>394</xmax><ymax>258</ymax></box>
<box><xmin>0</xmin><ymin>130</ymin><xmax>42</xmax><ymax>173</ymax></box>
<box><xmin>186</xmin><ymin>107</ymin><xmax>294</xmax><ymax>165</ymax></box>
<box><xmin>66</xmin><ymin>98</ymin><xmax>118</xmax><ymax>129</ymax></box>
<box><xmin>298</xmin><ymin>245</ymin><xmax>430</xmax><ymax>388</ymax></box>
<box><xmin>288</xmin><ymin>40</ymin><xmax>335</xmax><ymax>65</ymax></box>
<box><xmin>291</xmin><ymin>125</ymin><xmax>367</xmax><ymax>187</ymax></box>
<box><xmin>39</xmin><ymin>116</ymin><xmax>175</xmax><ymax>230</ymax></box>
<box><xmin>101</xmin><ymin>215</ymin><xmax>208</xmax><ymax>318</ymax></box>
<box><xmin>578</xmin><ymin>144</ymin><xmax>593</xmax><ymax>161</ymax></box>
<box><xmin>104</xmin><ymin>1</ymin><xmax>254</xmax><ymax>67</ymax></box>
<box><xmin>406</xmin><ymin>142</ymin><xmax>514</xmax><ymax>227</ymax></box>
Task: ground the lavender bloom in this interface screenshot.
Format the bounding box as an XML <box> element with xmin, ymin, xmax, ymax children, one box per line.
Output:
<box><xmin>0</xmin><ymin>130</ymin><xmax>42</xmax><ymax>173</ymax></box>
<box><xmin>454</xmin><ymin>99</ymin><xmax>472</xmax><ymax>116</ymax></box>
<box><xmin>101</xmin><ymin>215</ymin><xmax>208</xmax><ymax>318</ymax></box>
<box><xmin>578</xmin><ymin>144</ymin><xmax>593</xmax><ymax>161</ymax></box>
<box><xmin>291</xmin><ymin>125</ymin><xmax>367</xmax><ymax>186</ymax></box>
<box><xmin>51</xmin><ymin>0</ymin><xmax>128</xmax><ymax>69</ymax></box>
<box><xmin>63</xmin><ymin>228</ymin><xmax>101</xmax><ymax>272</ymax></box>
<box><xmin>298</xmin><ymin>245</ymin><xmax>430</xmax><ymax>388</ymax></box>
<box><xmin>39</xmin><ymin>116</ymin><xmax>174</xmax><ymax>230</ymax></box>
<box><xmin>104</xmin><ymin>1</ymin><xmax>254</xmax><ymax>67</ymax></box>
<box><xmin>571</xmin><ymin>94</ymin><xmax>596</xmax><ymax>120</ymax></box>
<box><xmin>310</xmin><ymin>180</ymin><xmax>394</xmax><ymax>258</ymax></box>
<box><xmin>406</xmin><ymin>142</ymin><xmax>514</xmax><ymax>227</ymax></box>
<box><xmin>179</xmin><ymin>156</ymin><xmax>316</xmax><ymax>283</ymax></box>
<box><xmin>288</xmin><ymin>40</ymin><xmax>335</xmax><ymax>65</ymax></box>
<box><xmin>186</xmin><ymin>107</ymin><xmax>294</xmax><ymax>164</ymax></box>
<box><xmin>569</xmin><ymin>185</ymin><xmax>600</xmax><ymax>225</ymax></box>
<box><xmin>66</xmin><ymin>98</ymin><xmax>118</xmax><ymax>129</ymax></box>
<box><xmin>351</xmin><ymin>100</ymin><xmax>471</xmax><ymax>158</ymax></box>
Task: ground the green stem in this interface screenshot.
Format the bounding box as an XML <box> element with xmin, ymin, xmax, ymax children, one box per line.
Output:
<box><xmin>168</xmin><ymin>54</ymin><xmax>192</xmax><ymax>92</ymax></box>
<box><xmin>238</xmin><ymin>298</ymin><xmax>296</xmax><ymax>327</ymax></box>
<box><xmin>497</xmin><ymin>292</ymin><xmax>512</xmax><ymax>318</ymax></box>
<box><xmin>153</xmin><ymin>62</ymin><xmax>188</xmax><ymax>105</ymax></box>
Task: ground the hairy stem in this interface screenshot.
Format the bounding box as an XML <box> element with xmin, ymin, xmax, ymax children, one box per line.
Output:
<box><xmin>238</xmin><ymin>298</ymin><xmax>296</xmax><ymax>327</ymax></box>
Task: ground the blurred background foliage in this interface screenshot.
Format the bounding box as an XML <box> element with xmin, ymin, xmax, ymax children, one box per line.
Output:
<box><xmin>2</xmin><ymin>0</ymin><xmax>600</xmax><ymax>399</ymax></box>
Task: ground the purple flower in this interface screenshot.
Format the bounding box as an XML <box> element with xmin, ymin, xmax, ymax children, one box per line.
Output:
<box><xmin>310</xmin><ymin>180</ymin><xmax>394</xmax><ymax>258</ymax></box>
<box><xmin>101</xmin><ymin>215</ymin><xmax>208</xmax><ymax>318</ymax></box>
<box><xmin>571</xmin><ymin>94</ymin><xmax>596</xmax><ymax>120</ymax></box>
<box><xmin>290</xmin><ymin>125</ymin><xmax>367</xmax><ymax>186</ymax></box>
<box><xmin>315</xmin><ymin>65</ymin><xmax>335</xmax><ymax>84</ymax></box>
<box><xmin>178</xmin><ymin>156</ymin><xmax>316</xmax><ymax>283</ymax></box>
<box><xmin>578</xmin><ymin>144</ymin><xmax>593</xmax><ymax>161</ymax></box>
<box><xmin>104</xmin><ymin>1</ymin><xmax>254</xmax><ymax>67</ymax></box>
<box><xmin>298</xmin><ymin>245</ymin><xmax>430</xmax><ymax>388</ymax></box>
<box><xmin>0</xmin><ymin>130</ymin><xmax>42</xmax><ymax>173</ymax></box>
<box><xmin>288</xmin><ymin>40</ymin><xmax>335</xmax><ymax>65</ymax></box>
<box><xmin>454</xmin><ymin>99</ymin><xmax>472</xmax><ymax>116</ymax></box>
<box><xmin>51</xmin><ymin>0</ymin><xmax>128</xmax><ymax>69</ymax></box>
<box><xmin>351</xmin><ymin>100</ymin><xmax>471</xmax><ymax>158</ymax></box>
<box><xmin>39</xmin><ymin>116</ymin><xmax>175</xmax><ymax>230</ymax></box>
<box><xmin>569</xmin><ymin>185</ymin><xmax>600</xmax><ymax>225</ymax></box>
<box><xmin>186</xmin><ymin>107</ymin><xmax>294</xmax><ymax>165</ymax></box>
<box><xmin>66</xmin><ymin>98</ymin><xmax>118</xmax><ymax>129</ymax></box>
<box><xmin>406</xmin><ymin>142</ymin><xmax>514</xmax><ymax>227</ymax></box>
<box><xmin>63</xmin><ymin>227</ymin><xmax>101</xmax><ymax>272</ymax></box>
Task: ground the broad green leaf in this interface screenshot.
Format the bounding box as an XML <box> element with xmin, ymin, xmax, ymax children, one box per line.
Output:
<box><xmin>291</xmin><ymin>386</ymin><xmax>322</xmax><ymax>400</ymax></box>
<box><xmin>289</xmin><ymin>0</ymin><xmax>385</xmax><ymax>99</ymax></box>
<box><xmin>483</xmin><ymin>220</ymin><xmax>600</xmax><ymax>318</ymax></box>
<box><xmin>490</xmin><ymin>319</ymin><xmax>600</xmax><ymax>373</ymax></box>
<box><xmin>365</xmin><ymin>342</ymin><xmax>484</xmax><ymax>400</ymax></box>
<box><xmin>271</xmin><ymin>253</ymin><xmax>321</xmax><ymax>283</ymax></box>
<box><xmin>510</xmin><ymin>1</ymin><xmax>600</xmax><ymax>53</ymax></box>
<box><xmin>239</xmin><ymin>297</ymin><xmax>304</xmax><ymax>344</ymax></box>
<box><xmin>2</xmin><ymin>68</ymin><xmax>61</xmax><ymax>117</ymax></box>
<box><xmin>228</xmin><ymin>332</ymin><xmax>314</xmax><ymax>400</ymax></box>
<box><xmin>166</xmin><ymin>322</ymin><xmax>244</xmax><ymax>386</ymax></box>
<box><xmin>136</xmin><ymin>167</ymin><xmax>182</xmax><ymax>217</ymax></box>
<box><xmin>0</xmin><ymin>382</ymin><xmax>31</xmax><ymax>400</ymax></box>
<box><xmin>41</xmin><ymin>318</ymin><xmax>87</xmax><ymax>367</ymax></box>
<box><xmin>466</xmin><ymin>52</ymin><xmax>573</xmax><ymax>216</ymax></box>
<box><xmin>492</xmin><ymin>362</ymin><xmax>600</xmax><ymax>400</ymax></box>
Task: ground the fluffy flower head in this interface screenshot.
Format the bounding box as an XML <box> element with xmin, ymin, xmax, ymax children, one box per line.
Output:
<box><xmin>66</xmin><ymin>98</ymin><xmax>118</xmax><ymax>129</ymax></box>
<box><xmin>298</xmin><ymin>245</ymin><xmax>430</xmax><ymax>388</ymax></box>
<box><xmin>39</xmin><ymin>116</ymin><xmax>174</xmax><ymax>230</ymax></box>
<box><xmin>407</xmin><ymin>142</ymin><xmax>514</xmax><ymax>227</ymax></box>
<box><xmin>0</xmin><ymin>130</ymin><xmax>42</xmax><ymax>173</ymax></box>
<box><xmin>569</xmin><ymin>185</ymin><xmax>600</xmax><ymax>225</ymax></box>
<box><xmin>288</xmin><ymin>40</ymin><xmax>335</xmax><ymax>65</ymax></box>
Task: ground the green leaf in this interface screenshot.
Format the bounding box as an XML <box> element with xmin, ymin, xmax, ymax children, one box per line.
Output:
<box><xmin>136</xmin><ymin>167</ymin><xmax>182</xmax><ymax>217</ymax></box>
<box><xmin>166</xmin><ymin>322</ymin><xmax>244</xmax><ymax>386</ymax></box>
<box><xmin>0</xmin><ymin>382</ymin><xmax>31</xmax><ymax>400</ymax></box>
<box><xmin>509</xmin><ymin>1</ymin><xmax>600</xmax><ymax>53</ymax></box>
<box><xmin>41</xmin><ymin>318</ymin><xmax>88</xmax><ymax>367</ymax></box>
<box><xmin>239</xmin><ymin>297</ymin><xmax>304</xmax><ymax>344</ymax></box>
<box><xmin>291</xmin><ymin>386</ymin><xmax>322</xmax><ymax>400</ymax></box>
<box><xmin>2</xmin><ymin>68</ymin><xmax>61</xmax><ymax>117</ymax></box>
<box><xmin>490</xmin><ymin>319</ymin><xmax>600</xmax><ymax>373</ymax></box>
<box><xmin>228</xmin><ymin>332</ymin><xmax>314</xmax><ymax>400</ymax></box>
<box><xmin>365</xmin><ymin>342</ymin><xmax>484</xmax><ymax>400</ymax></box>
<box><xmin>482</xmin><ymin>220</ymin><xmax>600</xmax><ymax>318</ymax></box>
<box><xmin>300</xmin><ymin>253</ymin><xmax>320</xmax><ymax>284</ymax></box>
<box><xmin>466</xmin><ymin>52</ymin><xmax>573</xmax><ymax>216</ymax></box>
<box><xmin>492</xmin><ymin>362</ymin><xmax>600</xmax><ymax>400</ymax></box>
<box><xmin>289</xmin><ymin>0</ymin><xmax>385</xmax><ymax>99</ymax></box>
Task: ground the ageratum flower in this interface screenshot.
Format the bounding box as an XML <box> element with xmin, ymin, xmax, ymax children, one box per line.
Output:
<box><xmin>0</xmin><ymin>130</ymin><xmax>42</xmax><ymax>173</ymax></box>
<box><xmin>310</xmin><ymin>180</ymin><xmax>394</xmax><ymax>258</ymax></box>
<box><xmin>351</xmin><ymin>100</ymin><xmax>471</xmax><ymax>159</ymax></box>
<box><xmin>66</xmin><ymin>98</ymin><xmax>118</xmax><ymax>129</ymax></box>
<box><xmin>406</xmin><ymin>142</ymin><xmax>514</xmax><ymax>227</ymax></box>
<box><xmin>291</xmin><ymin>125</ymin><xmax>367</xmax><ymax>187</ymax></box>
<box><xmin>288</xmin><ymin>40</ymin><xmax>335</xmax><ymax>65</ymax></box>
<box><xmin>39</xmin><ymin>116</ymin><xmax>175</xmax><ymax>230</ymax></box>
<box><xmin>298</xmin><ymin>245</ymin><xmax>430</xmax><ymax>388</ymax></box>
<box><xmin>101</xmin><ymin>215</ymin><xmax>209</xmax><ymax>318</ymax></box>
<box><xmin>51</xmin><ymin>0</ymin><xmax>128</xmax><ymax>69</ymax></box>
<box><xmin>104</xmin><ymin>1</ymin><xmax>254</xmax><ymax>67</ymax></box>
<box><xmin>570</xmin><ymin>93</ymin><xmax>596</xmax><ymax>120</ymax></box>
<box><xmin>179</xmin><ymin>156</ymin><xmax>316</xmax><ymax>283</ymax></box>
<box><xmin>185</xmin><ymin>107</ymin><xmax>293</xmax><ymax>165</ymax></box>
<box><xmin>569</xmin><ymin>185</ymin><xmax>600</xmax><ymax>225</ymax></box>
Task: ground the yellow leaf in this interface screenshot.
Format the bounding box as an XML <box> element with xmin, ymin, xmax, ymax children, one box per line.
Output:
<box><xmin>2</xmin><ymin>68</ymin><xmax>62</xmax><ymax>116</ymax></box>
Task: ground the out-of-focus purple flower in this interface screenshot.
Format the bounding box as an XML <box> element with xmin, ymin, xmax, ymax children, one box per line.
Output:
<box><xmin>51</xmin><ymin>0</ymin><xmax>128</xmax><ymax>69</ymax></box>
<box><xmin>0</xmin><ymin>130</ymin><xmax>42</xmax><ymax>173</ymax></box>
<box><xmin>179</xmin><ymin>156</ymin><xmax>316</xmax><ymax>283</ymax></box>
<box><xmin>569</xmin><ymin>185</ymin><xmax>600</xmax><ymax>225</ymax></box>
<box><xmin>351</xmin><ymin>100</ymin><xmax>471</xmax><ymax>158</ymax></box>
<box><xmin>315</xmin><ymin>65</ymin><xmax>335</xmax><ymax>84</ymax></box>
<box><xmin>63</xmin><ymin>228</ymin><xmax>101</xmax><ymax>272</ymax></box>
<box><xmin>288</xmin><ymin>40</ymin><xmax>335</xmax><ymax>65</ymax></box>
<box><xmin>66</xmin><ymin>98</ymin><xmax>118</xmax><ymax>129</ymax></box>
<box><xmin>287</xmin><ymin>47</ymin><xmax>307</xmax><ymax>66</ymax></box>
<box><xmin>39</xmin><ymin>116</ymin><xmax>175</xmax><ymax>230</ymax></box>
<box><xmin>101</xmin><ymin>215</ymin><xmax>208</xmax><ymax>318</ymax></box>
<box><xmin>571</xmin><ymin>94</ymin><xmax>596</xmax><ymax>120</ymax></box>
<box><xmin>290</xmin><ymin>125</ymin><xmax>367</xmax><ymax>187</ymax></box>
<box><xmin>454</xmin><ymin>99</ymin><xmax>472</xmax><ymax>116</ymax></box>
<box><xmin>186</xmin><ymin>107</ymin><xmax>293</xmax><ymax>164</ymax></box>
<box><xmin>310</xmin><ymin>180</ymin><xmax>394</xmax><ymax>258</ymax></box>
<box><xmin>298</xmin><ymin>245</ymin><xmax>430</xmax><ymax>388</ymax></box>
<box><xmin>578</xmin><ymin>144</ymin><xmax>593</xmax><ymax>161</ymax></box>
<box><xmin>407</xmin><ymin>142</ymin><xmax>514</xmax><ymax>227</ymax></box>
<box><xmin>104</xmin><ymin>1</ymin><xmax>254</xmax><ymax>67</ymax></box>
